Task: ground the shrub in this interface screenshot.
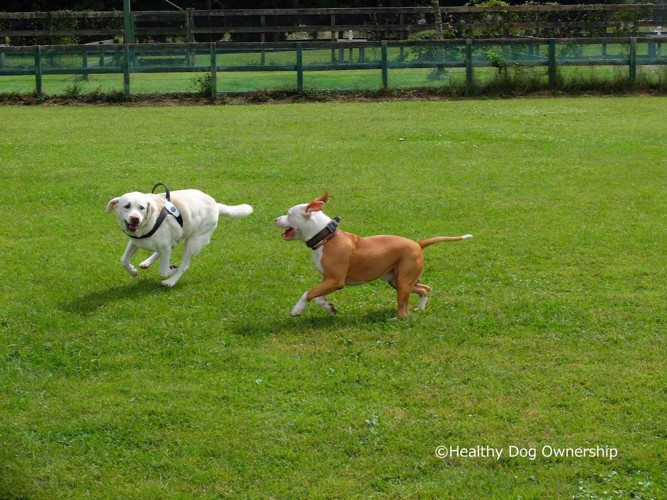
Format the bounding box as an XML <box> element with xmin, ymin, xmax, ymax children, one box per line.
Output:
<box><xmin>191</xmin><ymin>73</ymin><xmax>213</xmax><ymax>97</ymax></box>
<box><xmin>408</xmin><ymin>30</ymin><xmax>463</xmax><ymax>63</ymax></box>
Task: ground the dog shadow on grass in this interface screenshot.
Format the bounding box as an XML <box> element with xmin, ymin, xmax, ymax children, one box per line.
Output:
<box><xmin>229</xmin><ymin>307</ymin><xmax>401</xmax><ymax>337</ymax></box>
<box><xmin>63</xmin><ymin>280</ymin><xmax>166</xmax><ymax>316</ymax></box>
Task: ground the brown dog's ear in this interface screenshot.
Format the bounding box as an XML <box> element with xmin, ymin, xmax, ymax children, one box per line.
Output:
<box><xmin>306</xmin><ymin>192</ymin><xmax>329</xmax><ymax>213</ymax></box>
<box><xmin>106</xmin><ymin>198</ymin><xmax>120</xmax><ymax>214</ymax></box>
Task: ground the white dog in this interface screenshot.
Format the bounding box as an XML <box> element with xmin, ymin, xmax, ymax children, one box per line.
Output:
<box><xmin>107</xmin><ymin>185</ymin><xmax>252</xmax><ymax>287</ymax></box>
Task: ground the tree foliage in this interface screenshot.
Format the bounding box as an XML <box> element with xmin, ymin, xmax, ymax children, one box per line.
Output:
<box><xmin>0</xmin><ymin>0</ymin><xmax>627</xmax><ymax>12</ymax></box>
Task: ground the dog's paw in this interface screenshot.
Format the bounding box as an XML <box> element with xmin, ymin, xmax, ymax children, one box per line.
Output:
<box><xmin>139</xmin><ymin>254</ymin><xmax>159</xmax><ymax>269</ymax></box>
<box><xmin>319</xmin><ymin>304</ymin><xmax>337</xmax><ymax>315</ymax></box>
<box><xmin>159</xmin><ymin>267</ymin><xmax>178</xmax><ymax>279</ymax></box>
<box><xmin>161</xmin><ymin>278</ymin><xmax>177</xmax><ymax>288</ymax></box>
<box><xmin>291</xmin><ymin>292</ymin><xmax>309</xmax><ymax>316</ymax></box>
<box><xmin>126</xmin><ymin>266</ymin><xmax>139</xmax><ymax>277</ymax></box>
<box><xmin>315</xmin><ymin>297</ymin><xmax>337</xmax><ymax>315</ymax></box>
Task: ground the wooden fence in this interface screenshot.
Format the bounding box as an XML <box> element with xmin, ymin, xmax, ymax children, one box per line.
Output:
<box><xmin>1</xmin><ymin>5</ymin><xmax>666</xmax><ymax>45</ymax></box>
<box><xmin>0</xmin><ymin>37</ymin><xmax>664</xmax><ymax>98</ymax></box>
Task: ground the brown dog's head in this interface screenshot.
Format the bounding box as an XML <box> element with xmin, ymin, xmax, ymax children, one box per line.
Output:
<box><xmin>275</xmin><ymin>192</ymin><xmax>330</xmax><ymax>241</ymax></box>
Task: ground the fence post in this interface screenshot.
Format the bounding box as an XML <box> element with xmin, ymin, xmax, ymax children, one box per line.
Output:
<box><xmin>465</xmin><ymin>39</ymin><xmax>473</xmax><ymax>89</ymax></box>
<box><xmin>296</xmin><ymin>43</ymin><xmax>304</xmax><ymax>92</ymax></box>
<box><xmin>186</xmin><ymin>9</ymin><xmax>195</xmax><ymax>43</ymax></box>
<box><xmin>548</xmin><ymin>39</ymin><xmax>557</xmax><ymax>87</ymax></box>
<box><xmin>629</xmin><ymin>37</ymin><xmax>637</xmax><ymax>83</ymax></box>
<box><xmin>210</xmin><ymin>42</ymin><xmax>217</xmax><ymax>99</ymax></box>
<box><xmin>261</xmin><ymin>16</ymin><xmax>266</xmax><ymax>65</ymax></box>
<box><xmin>381</xmin><ymin>41</ymin><xmax>388</xmax><ymax>90</ymax></box>
<box><xmin>82</xmin><ymin>50</ymin><xmax>89</xmax><ymax>81</ymax></box>
<box><xmin>35</xmin><ymin>46</ymin><xmax>43</xmax><ymax>98</ymax></box>
<box><xmin>123</xmin><ymin>0</ymin><xmax>135</xmax><ymax>44</ymax></box>
<box><xmin>648</xmin><ymin>38</ymin><xmax>656</xmax><ymax>59</ymax></box>
<box><xmin>123</xmin><ymin>44</ymin><xmax>131</xmax><ymax>97</ymax></box>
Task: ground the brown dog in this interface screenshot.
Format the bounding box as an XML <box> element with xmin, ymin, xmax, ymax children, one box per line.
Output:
<box><xmin>275</xmin><ymin>192</ymin><xmax>472</xmax><ymax>319</ymax></box>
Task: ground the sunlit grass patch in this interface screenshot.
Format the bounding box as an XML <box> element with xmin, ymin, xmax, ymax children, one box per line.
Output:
<box><xmin>0</xmin><ymin>97</ymin><xmax>665</xmax><ymax>497</ymax></box>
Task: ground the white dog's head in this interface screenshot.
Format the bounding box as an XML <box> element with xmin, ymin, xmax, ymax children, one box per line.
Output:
<box><xmin>275</xmin><ymin>192</ymin><xmax>331</xmax><ymax>242</ymax></box>
<box><xmin>107</xmin><ymin>192</ymin><xmax>158</xmax><ymax>236</ymax></box>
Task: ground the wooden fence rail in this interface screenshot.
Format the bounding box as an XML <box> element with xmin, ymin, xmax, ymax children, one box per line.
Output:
<box><xmin>0</xmin><ymin>37</ymin><xmax>664</xmax><ymax>98</ymax></box>
<box><xmin>1</xmin><ymin>5</ymin><xmax>666</xmax><ymax>45</ymax></box>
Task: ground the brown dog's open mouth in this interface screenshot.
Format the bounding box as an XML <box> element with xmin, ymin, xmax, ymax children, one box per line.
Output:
<box><xmin>282</xmin><ymin>227</ymin><xmax>296</xmax><ymax>240</ymax></box>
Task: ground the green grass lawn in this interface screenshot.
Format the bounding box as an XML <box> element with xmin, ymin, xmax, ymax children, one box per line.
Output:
<box><xmin>0</xmin><ymin>97</ymin><xmax>665</xmax><ymax>497</ymax></box>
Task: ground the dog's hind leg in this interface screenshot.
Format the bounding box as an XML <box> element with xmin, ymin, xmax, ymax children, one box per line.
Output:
<box><xmin>160</xmin><ymin>234</ymin><xmax>209</xmax><ymax>287</ymax></box>
<box><xmin>396</xmin><ymin>285</ymin><xmax>412</xmax><ymax>319</ymax></box>
<box><xmin>385</xmin><ymin>270</ymin><xmax>429</xmax><ymax>315</ymax></box>
<box><xmin>157</xmin><ymin>246</ymin><xmax>176</xmax><ymax>282</ymax></box>
<box><xmin>393</xmin><ymin>259</ymin><xmax>423</xmax><ymax>318</ymax></box>
<box><xmin>413</xmin><ymin>283</ymin><xmax>431</xmax><ymax>311</ymax></box>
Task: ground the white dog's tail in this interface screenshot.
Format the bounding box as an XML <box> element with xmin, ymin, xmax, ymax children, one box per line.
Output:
<box><xmin>218</xmin><ymin>203</ymin><xmax>253</xmax><ymax>218</ymax></box>
<box><xmin>419</xmin><ymin>234</ymin><xmax>473</xmax><ymax>249</ymax></box>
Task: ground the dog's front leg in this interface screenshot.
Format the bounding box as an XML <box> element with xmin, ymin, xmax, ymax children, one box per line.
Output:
<box><xmin>291</xmin><ymin>295</ymin><xmax>338</xmax><ymax>315</ymax></box>
<box><xmin>315</xmin><ymin>296</ymin><xmax>338</xmax><ymax>315</ymax></box>
<box><xmin>291</xmin><ymin>292</ymin><xmax>310</xmax><ymax>316</ymax></box>
<box><xmin>139</xmin><ymin>252</ymin><xmax>160</xmax><ymax>269</ymax></box>
<box><xmin>291</xmin><ymin>279</ymin><xmax>344</xmax><ymax>316</ymax></box>
<box><xmin>120</xmin><ymin>241</ymin><xmax>140</xmax><ymax>277</ymax></box>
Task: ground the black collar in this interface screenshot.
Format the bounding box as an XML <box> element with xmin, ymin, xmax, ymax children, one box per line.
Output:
<box><xmin>129</xmin><ymin>183</ymin><xmax>184</xmax><ymax>240</ymax></box>
<box><xmin>306</xmin><ymin>216</ymin><xmax>341</xmax><ymax>250</ymax></box>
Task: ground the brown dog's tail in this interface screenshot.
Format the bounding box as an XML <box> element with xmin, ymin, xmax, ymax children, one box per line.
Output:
<box><xmin>419</xmin><ymin>234</ymin><xmax>473</xmax><ymax>249</ymax></box>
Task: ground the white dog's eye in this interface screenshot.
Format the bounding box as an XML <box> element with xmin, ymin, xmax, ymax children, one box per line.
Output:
<box><xmin>124</xmin><ymin>203</ymin><xmax>131</xmax><ymax>209</ymax></box>
<box><xmin>139</xmin><ymin>205</ymin><xmax>145</xmax><ymax>211</ymax></box>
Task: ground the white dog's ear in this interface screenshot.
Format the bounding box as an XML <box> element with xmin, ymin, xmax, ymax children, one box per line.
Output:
<box><xmin>106</xmin><ymin>198</ymin><xmax>120</xmax><ymax>214</ymax></box>
<box><xmin>146</xmin><ymin>199</ymin><xmax>155</xmax><ymax>219</ymax></box>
